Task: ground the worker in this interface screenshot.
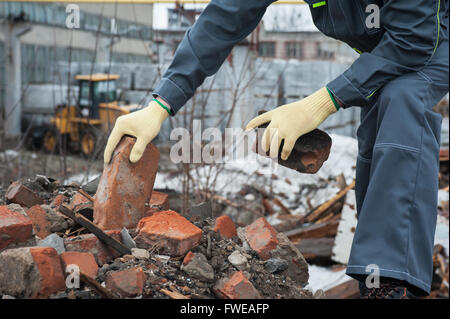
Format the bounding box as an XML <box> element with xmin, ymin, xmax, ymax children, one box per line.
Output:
<box><xmin>104</xmin><ymin>0</ymin><xmax>449</xmax><ymax>298</ymax></box>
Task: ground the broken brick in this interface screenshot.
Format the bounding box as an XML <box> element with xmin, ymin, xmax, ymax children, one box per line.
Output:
<box><xmin>60</xmin><ymin>251</ymin><xmax>98</xmax><ymax>278</ymax></box>
<box><xmin>255</xmin><ymin>116</ymin><xmax>332</xmax><ymax>174</ymax></box>
<box><xmin>0</xmin><ymin>247</ymin><xmax>65</xmax><ymax>298</ymax></box>
<box><xmin>244</xmin><ymin>217</ymin><xmax>279</xmax><ymax>260</ymax></box>
<box><xmin>49</xmin><ymin>194</ymin><xmax>67</xmax><ymax>211</ymax></box>
<box><xmin>64</xmin><ymin>230</ymin><xmax>123</xmax><ymax>266</ymax></box>
<box><xmin>94</xmin><ymin>137</ymin><xmax>159</xmax><ymax>230</ymax></box>
<box><xmin>105</xmin><ymin>267</ymin><xmax>146</xmax><ymax>298</ymax></box>
<box><xmin>134</xmin><ymin>210</ymin><xmax>202</xmax><ymax>256</ymax></box>
<box><xmin>0</xmin><ymin>205</ymin><xmax>33</xmax><ymax>250</ymax></box>
<box><xmin>26</xmin><ymin>205</ymin><xmax>69</xmax><ymax>239</ymax></box>
<box><xmin>213</xmin><ymin>215</ymin><xmax>237</xmax><ymax>238</ymax></box>
<box><xmin>68</xmin><ymin>193</ymin><xmax>92</xmax><ymax>212</ymax></box>
<box><xmin>213</xmin><ymin>271</ymin><xmax>261</xmax><ymax>299</ymax></box>
<box><xmin>6</xmin><ymin>181</ymin><xmax>43</xmax><ymax>208</ymax></box>
<box><xmin>145</xmin><ymin>191</ymin><xmax>170</xmax><ymax>216</ymax></box>
<box><xmin>29</xmin><ymin>247</ymin><xmax>66</xmax><ymax>298</ymax></box>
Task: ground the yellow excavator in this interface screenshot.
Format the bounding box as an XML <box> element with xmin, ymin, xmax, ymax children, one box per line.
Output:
<box><xmin>41</xmin><ymin>73</ymin><xmax>140</xmax><ymax>158</ymax></box>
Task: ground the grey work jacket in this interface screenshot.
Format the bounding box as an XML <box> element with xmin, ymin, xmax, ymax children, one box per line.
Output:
<box><xmin>153</xmin><ymin>0</ymin><xmax>449</xmax><ymax>114</ymax></box>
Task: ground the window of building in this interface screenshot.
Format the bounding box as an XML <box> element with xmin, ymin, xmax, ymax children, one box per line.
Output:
<box><xmin>316</xmin><ymin>43</ymin><xmax>335</xmax><ymax>60</ymax></box>
<box><xmin>285</xmin><ymin>42</ymin><xmax>303</xmax><ymax>59</ymax></box>
<box><xmin>258</xmin><ymin>42</ymin><xmax>276</xmax><ymax>57</ymax></box>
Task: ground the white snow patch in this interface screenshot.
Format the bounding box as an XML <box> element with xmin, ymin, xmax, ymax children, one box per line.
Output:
<box><xmin>305</xmin><ymin>264</ymin><xmax>353</xmax><ymax>293</ymax></box>
<box><xmin>154</xmin><ymin>133</ymin><xmax>358</xmax><ymax>220</ymax></box>
<box><xmin>64</xmin><ymin>172</ymin><xmax>101</xmax><ymax>185</ymax></box>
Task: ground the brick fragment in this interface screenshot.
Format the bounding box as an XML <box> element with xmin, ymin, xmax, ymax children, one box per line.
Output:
<box><xmin>134</xmin><ymin>210</ymin><xmax>202</xmax><ymax>256</ymax></box>
<box><xmin>213</xmin><ymin>215</ymin><xmax>237</xmax><ymax>238</ymax></box>
<box><xmin>64</xmin><ymin>230</ymin><xmax>122</xmax><ymax>265</ymax></box>
<box><xmin>69</xmin><ymin>193</ymin><xmax>92</xmax><ymax>212</ymax></box>
<box><xmin>0</xmin><ymin>205</ymin><xmax>33</xmax><ymax>250</ymax></box>
<box><xmin>145</xmin><ymin>191</ymin><xmax>170</xmax><ymax>216</ymax></box>
<box><xmin>49</xmin><ymin>194</ymin><xmax>67</xmax><ymax>211</ymax></box>
<box><xmin>26</xmin><ymin>205</ymin><xmax>69</xmax><ymax>239</ymax></box>
<box><xmin>29</xmin><ymin>247</ymin><xmax>66</xmax><ymax>298</ymax></box>
<box><xmin>244</xmin><ymin>217</ymin><xmax>279</xmax><ymax>260</ymax></box>
<box><xmin>6</xmin><ymin>181</ymin><xmax>43</xmax><ymax>207</ymax></box>
<box><xmin>105</xmin><ymin>267</ymin><xmax>146</xmax><ymax>298</ymax></box>
<box><xmin>0</xmin><ymin>247</ymin><xmax>65</xmax><ymax>298</ymax></box>
<box><xmin>255</xmin><ymin>117</ymin><xmax>332</xmax><ymax>174</ymax></box>
<box><xmin>213</xmin><ymin>271</ymin><xmax>260</xmax><ymax>299</ymax></box>
<box><xmin>60</xmin><ymin>251</ymin><xmax>98</xmax><ymax>278</ymax></box>
<box><xmin>94</xmin><ymin>137</ymin><xmax>159</xmax><ymax>230</ymax></box>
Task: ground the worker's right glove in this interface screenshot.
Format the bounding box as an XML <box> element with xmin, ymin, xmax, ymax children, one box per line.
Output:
<box><xmin>103</xmin><ymin>99</ymin><xmax>170</xmax><ymax>164</ymax></box>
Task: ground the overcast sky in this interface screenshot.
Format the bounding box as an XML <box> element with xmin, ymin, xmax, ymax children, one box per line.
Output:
<box><xmin>152</xmin><ymin>3</ymin><xmax>317</xmax><ymax>31</ymax></box>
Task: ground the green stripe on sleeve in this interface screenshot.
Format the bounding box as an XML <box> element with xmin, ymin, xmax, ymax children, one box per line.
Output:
<box><xmin>313</xmin><ymin>1</ymin><xmax>326</xmax><ymax>8</ymax></box>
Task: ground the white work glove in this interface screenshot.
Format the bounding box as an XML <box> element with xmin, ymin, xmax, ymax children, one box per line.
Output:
<box><xmin>103</xmin><ymin>99</ymin><xmax>170</xmax><ymax>163</ymax></box>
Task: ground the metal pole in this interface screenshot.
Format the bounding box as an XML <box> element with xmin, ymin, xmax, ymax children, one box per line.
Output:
<box><xmin>1</xmin><ymin>21</ymin><xmax>31</xmax><ymax>139</ymax></box>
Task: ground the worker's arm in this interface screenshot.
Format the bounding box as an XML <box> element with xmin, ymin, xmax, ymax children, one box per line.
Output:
<box><xmin>105</xmin><ymin>0</ymin><xmax>275</xmax><ymax>163</ymax></box>
<box><xmin>327</xmin><ymin>0</ymin><xmax>446</xmax><ymax>107</ymax></box>
<box><xmin>153</xmin><ymin>0</ymin><xmax>276</xmax><ymax>114</ymax></box>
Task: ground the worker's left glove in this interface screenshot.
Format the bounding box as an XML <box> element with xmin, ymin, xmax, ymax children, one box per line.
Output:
<box><xmin>103</xmin><ymin>100</ymin><xmax>170</xmax><ymax>164</ymax></box>
<box><xmin>245</xmin><ymin>87</ymin><xmax>339</xmax><ymax>160</ymax></box>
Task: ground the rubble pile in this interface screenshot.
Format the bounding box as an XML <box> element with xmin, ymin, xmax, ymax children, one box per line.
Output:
<box><xmin>0</xmin><ymin>137</ymin><xmax>314</xmax><ymax>299</ymax></box>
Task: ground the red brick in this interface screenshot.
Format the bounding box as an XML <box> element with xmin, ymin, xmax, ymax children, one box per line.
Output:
<box><xmin>64</xmin><ymin>230</ymin><xmax>122</xmax><ymax>265</ymax></box>
<box><xmin>60</xmin><ymin>251</ymin><xmax>98</xmax><ymax>278</ymax></box>
<box><xmin>26</xmin><ymin>205</ymin><xmax>52</xmax><ymax>239</ymax></box>
<box><xmin>244</xmin><ymin>217</ymin><xmax>279</xmax><ymax>260</ymax></box>
<box><xmin>29</xmin><ymin>247</ymin><xmax>66</xmax><ymax>298</ymax></box>
<box><xmin>105</xmin><ymin>267</ymin><xmax>146</xmax><ymax>298</ymax></box>
<box><xmin>6</xmin><ymin>181</ymin><xmax>43</xmax><ymax>208</ymax></box>
<box><xmin>0</xmin><ymin>247</ymin><xmax>65</xmax><ymax>298</ymax></box>
<box><xmin>94</xmin><ymin>137</ymin><xmax>159</xmax><ymax>230</ymax></box>
<box><xmin>135</xmin><ymin>210</ymin><xmax>202</xmax><ymax>256</ymax></box>
<box><xmin>182</xmin><ymin>251</ymin><xmax>194</xmax><ymax>266</ymax></box>
<box><xmin>145</xmin><ymin>191</ymin><xmax>170</xmax><ymax>217</ymax></box>
<box><xmin>0</xmin><ymin>205</ymin><xmax>33</xmax><ymax>250</ymax></box>
<box><xmin>213</xmin><ymin>215</ymin><xmax>237</xmax><ymax>238</ymax></box>
<box><xmin>213</xmin><ymin>271</ymin><xmax>260</xmax><ymax>299</ymax></box>
<box><xmin>255</xmin><ymin>123</ymin><xmax>332</xmax><ymax>174</ymax></box>
<box><xmin>69</xmin><ymin>193</ymin><xmax>92</xmax><ymax>212</ymax></box>
<box><xmin>49</xmin><ymin>194</ymin><xmax>67</xmax><ymax>211</ymax></box>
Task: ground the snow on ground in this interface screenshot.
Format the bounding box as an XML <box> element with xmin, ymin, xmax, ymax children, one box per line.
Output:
<box><xmin>0</xmin><ymin>150</ymin><xmax>20</xmax><ymax>160</ymax></box>
<box><xmin>305</xmin><ymin>265</ymin><xmax>353</xmax><ymax>293</ymax></box>
<box><xmin>154</xmin><ymin>133</ymin><xmax>358</xmax><ymax>218</ymax></box>
<box><xmin>64</xmin><ymin>172</ymin><xmax>101</xmax><ymax>185</ymax></box>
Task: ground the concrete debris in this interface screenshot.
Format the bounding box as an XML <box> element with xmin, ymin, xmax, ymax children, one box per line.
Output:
<box><xmin>227</xmin><ymin>250</ymin><xmax>249</xmax><ymax>271</ymax></box>
<box><xmin>264</xmin><ymin>258</ymin><xmax>289</xmax><ymax>273</ymax></box>
<box><xmin>120</xmin><ymin>227</ymin><xmax>137</xmax><ymax>250</ymax></box>
<box><xmin>37</xmin><ymin>234</ymin><xmax>65</xmax><ymax>254</ymax></box>
<box><xmin>181</xmin><ymin>251</ymin><xmax>215</xmax><ymax>282</ymax></box>
<box><xmin>131</xmin><ymin>248</ymin><xmax>150</xmax><ymax>260</ymax></box>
